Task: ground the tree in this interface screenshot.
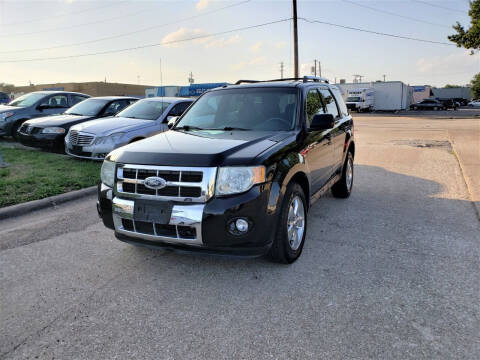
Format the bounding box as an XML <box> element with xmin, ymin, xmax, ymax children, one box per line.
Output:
<box><xmin>448</xmin><ymin>0</ymin><xmax>480</xmax><ymax>53</ymax></box>
<box><xmin>445</xmin><ymin>84</ymin><xmax>462</xmax><ymax>88</ymax></box>
<box><xmin>471</xmin><ymin>73</ymin><xmax>480</xmax><ymax>98</ymax></box>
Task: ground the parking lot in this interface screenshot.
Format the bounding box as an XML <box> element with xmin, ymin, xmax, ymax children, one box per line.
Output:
<box><xmin>1</xmin><ymin>114</ymin><xmax>479</xmax><ymax>359</ymax></box>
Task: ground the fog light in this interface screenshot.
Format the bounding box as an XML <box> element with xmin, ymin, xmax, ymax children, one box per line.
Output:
<box><xmin>235</xmin><ymin>218</ymin><xmax>249</xmax><ymax>232</ymax></box>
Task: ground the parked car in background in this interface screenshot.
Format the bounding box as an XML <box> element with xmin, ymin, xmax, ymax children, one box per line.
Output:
<box><xmin>410</xmin><ymin>99</ymin><xmax>445</xmax><ymax>111</ymax></box>
<box><xmin>65</xmin><ymin>97</ymin><xmax>193</xmax><ymax>160</ymax></box>
<box><xmin>0</xmin><ymin>92</ymin><xmax>10</xmax><ymax>105</ymax></box>
<box><xmin>439</xmin><ymin>99</ymin><xmax>459</xmax><ymax>110</ymax></box>
<box><xmin>97</xmin><ymin>76</ymin><xmax>355</xmax><ymax>263</ymax></box>
<box><xmin>0</xmin><ymin>91</ymin><xmax>90</xmax><ymax>139</ymax></box>
<box><xmin>468</xmin><ymin>100</ymin><xmax>480</xmax><ymax>107</ymax></box>
<box><xmin>17</xmin><ymin>96</ymin><xmax>138</xmax><ymax>152</ymax></box>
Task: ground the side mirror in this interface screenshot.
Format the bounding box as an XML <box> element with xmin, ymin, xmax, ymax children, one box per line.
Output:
<box><xmin>37</xmin><ymin>104</ymin><xmax>50</xmax><ymax>111</ymax></box>
<box><xmin>167</xmin><ymin>116</ymin><xmax>178</xmax><ymax>128</ymax></box>
<box><xmin>309</xmin><ymin>113</ymin><xmax>335</xmax><ymax>131</ymax></box>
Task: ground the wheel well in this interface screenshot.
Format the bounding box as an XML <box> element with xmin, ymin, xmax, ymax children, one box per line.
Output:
<box><xmin>347</xmin><ymin>141</ymin><xmax>355</xmax><ymax>158</ymax></box>
<box><xmin>129</xmin><ymin>137</ymin><xmax>144</xmax><ymax>143</ymax></box>
<box><xmin>290</xmin><ymin>172</ymin><xmax>310</xmax><ymax>208</ymax></box>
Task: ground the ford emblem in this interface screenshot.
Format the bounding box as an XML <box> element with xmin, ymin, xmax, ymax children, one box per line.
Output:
<box><xmin>144</xmin><ymin>176</ymin><xmax>167</xmax><ymax>190</ymax></box>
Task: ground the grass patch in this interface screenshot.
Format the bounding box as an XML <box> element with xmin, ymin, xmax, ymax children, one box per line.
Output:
<box><xmin>0</xmin><ymin>146</ymin><xmax>101</xmax><ymax>207</ymax></box>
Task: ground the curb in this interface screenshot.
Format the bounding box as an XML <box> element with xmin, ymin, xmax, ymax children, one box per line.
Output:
<box><xmin>0</xmin><ymin>186</ymin><xmax>97</xmax><ymax>221</ymax></box>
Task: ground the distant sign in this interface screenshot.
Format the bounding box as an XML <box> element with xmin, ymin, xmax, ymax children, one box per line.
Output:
<box><xmin>42</xmin><ymin>87</ymin><xmax>65</xmax><ymax>91</ymax></box>
<box><xmin>413</xmin><ymin>86</ymin><xmax>426</xmax><ymax>92</ymax></box>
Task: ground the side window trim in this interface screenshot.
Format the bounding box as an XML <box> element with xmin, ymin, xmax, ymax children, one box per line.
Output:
<box><xmin>319</xmin><ymin>87</ymin><xmax>341</xmax><ymax>120</ymax></box>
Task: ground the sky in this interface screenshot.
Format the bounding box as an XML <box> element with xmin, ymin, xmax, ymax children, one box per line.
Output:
<box><xmin>0</xmin><ymin>0</ymin><xmax>478</xmax><ymax>87</ymax></box>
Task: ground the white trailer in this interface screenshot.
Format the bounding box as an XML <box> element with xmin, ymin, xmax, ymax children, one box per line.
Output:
<box><xmin>345</xmin><ymin>88</ymin><xmax>374</xmax><ymax>112</ymax></box>
<box><xmin>337</xmin><ymin>81</ymin><xmax>412</xmax><ymax>111</ymax></box>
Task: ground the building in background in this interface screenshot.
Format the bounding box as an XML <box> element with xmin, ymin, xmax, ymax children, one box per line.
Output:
<box><xmin>336</xmin><ymin>81</ymin><xmax>413</xmax><ymax>111</ymax></box>
<box><xmin>3</xmin><ymin>82</ymin><xmax>153</xmax><ymax>98</ymax></box>
<box><xmin>411</xmin><ymin>85</ymin><xmax>433</xmax><ymax>103</ymax></box>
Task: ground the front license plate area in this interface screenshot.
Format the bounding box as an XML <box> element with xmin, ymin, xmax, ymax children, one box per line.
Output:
<box><xmin>71</xmin><ymin>145</ymin><xmax>83</xmax><ymax>152</ymax></box>
<box><xmin>133</xmin><ymin>199</ymin><xmax>173</xmax><ymax>224</ymax></box>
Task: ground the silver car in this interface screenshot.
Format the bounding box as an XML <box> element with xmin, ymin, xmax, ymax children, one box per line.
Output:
<box><xmin>65</xmin><ymin>97</ymin><xmax>193</xmax><ymax>160</ymax></box>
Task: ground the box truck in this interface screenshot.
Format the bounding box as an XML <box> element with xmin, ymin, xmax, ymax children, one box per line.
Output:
<box><xmin>345</xmin><ymin>88</ymin><xmax>374</xmax><ymax>112</ymax></box>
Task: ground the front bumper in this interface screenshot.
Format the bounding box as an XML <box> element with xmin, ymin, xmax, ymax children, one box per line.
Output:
<box><xmin>65</xmin><ymin>141</ymin><xmax>116</xmax><ymax>161</ymax></box>
<box><xmin>98</xmin><ymin>182</ymin><xmax>277</xmax><ymax>257</ymax></box>
<box><xmin>17</xmin><ymin>132</ymin><xmax>64</xmax><ymax>148</ymax></box>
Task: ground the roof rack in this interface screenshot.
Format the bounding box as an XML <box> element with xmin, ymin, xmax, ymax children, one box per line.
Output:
<box><xmin>235</xmin><ymin>76</ymin><xmax>329</xmax><ymax>85</ymax></box>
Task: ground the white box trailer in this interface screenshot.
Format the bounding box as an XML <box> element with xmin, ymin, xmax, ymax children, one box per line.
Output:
<box><xmin>337</xmin><ymin>81</ymin><xmax>412</xmax><ymax>111</ymax></box>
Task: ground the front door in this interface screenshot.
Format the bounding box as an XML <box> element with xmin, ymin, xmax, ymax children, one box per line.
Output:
<box><xmin>302</xmin><ymin>88</ymin><xmax>335</xmax><ymax>194</ymax></box>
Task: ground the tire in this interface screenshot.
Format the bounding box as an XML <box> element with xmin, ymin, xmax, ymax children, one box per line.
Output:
<box><xmin>433</xmin><ymin>107</ymin><xmax>438</xmax><ymax>111</ymax></box>
<box><xmin>11</xmin><ymin>121</ymin><xmax>23</xmax><ymax>141</ymax></box>
<box><xmin>268</xmin><ymin>182</ymin><xmax>307</xmax><ymax>264</ymax></box>
<box><xmin>413</xmin><ymin>106</ymin><xmax>418</xmax><ymax>110</ymax></box>
<box><xmin>332</xmin><ymin>152</ymin><xmax>354</xmax><ymax>198</ymax></box>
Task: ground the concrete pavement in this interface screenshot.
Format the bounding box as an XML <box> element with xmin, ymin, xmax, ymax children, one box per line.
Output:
<box><xmin>1</xmin><ymin>115</ymin><xmax>479</xmax><ymax>359</ymax></box>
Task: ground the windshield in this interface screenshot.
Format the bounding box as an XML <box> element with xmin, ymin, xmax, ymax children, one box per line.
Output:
<box><xmin>116</xmin><ymin>99</ymin><xmax>171</xmax><ymax>120</ymax></box>
<box><xmin>8</xmin><ymin>93</ymin><xmax>46</xmax><ymax>107</ymax></box>
<box><xmin>65</xmin><ymin>98</ymin><xmax>108</xmax><ymax>116</ymax></box>
<box><xmin>346</xmin><ymin>97</ymin><xmax>362</xmax><ymax>102</ymax></box>
<box><xmin>175</xmin><ymin>88</ymin><xmax>298</xmax><ymax>131</ymax></box>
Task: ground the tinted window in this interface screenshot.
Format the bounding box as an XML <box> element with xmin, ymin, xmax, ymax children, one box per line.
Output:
<box><xmin>71</xmin><ymin>95</ymin><xmax>88</xmax><ymax>106</ymax></box>
<box><xmin>103</xmin><ymin>100</ymin><xmax>131</xmax><ymax>116</ymax></box>
<box><xmin>116</xmin><ymin>99</ymin><xmax>171</xmax><ymax>120</ymax></box>
<box><xmin>65</xmin><ymin>98</ymin><xmax>109</xmax><ymax>116</ymax></box>
<box><xmin>331</xmin><ymin>87</ymin><xmax>348</xmax><ymax>117</ymax></box>
<box><xmin>305</xmin><ymin>89</ymin><xmax>326</xmax><ymax>127</ymax></box>
<box><xmin>169</xmin><ymin>102</ymin><xmax>191</xmax><ymax>117</ymax></box>
<box><xmin>8</xmin><ymin>93</ymin><xmax>46</xmax><ymax>107</ymax></box>
<box><xmin>319</xmin><ymin>89</ymin><xmax>339</xmax><ymax>118</ymax></box>
<box><xmin>176</xmin><ymin>88</ymin><xmax>298</xmax><ymax>131</ymax></box>
<box><xmin>41</xmin><ymin>95</ymin><xmax>69</xmax><ymax>108</ymax></box>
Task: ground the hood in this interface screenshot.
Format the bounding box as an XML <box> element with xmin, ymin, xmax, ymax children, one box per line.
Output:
<box><xmin>24</xmin><ymin>114</ymin><xmax>93</xmax><ymax>128</ymax></box>
<box><xmin>0</xmin><ymin>105</ymin><xmax>22</xmax><ymax>113</ymax></box>
<box><xmin>108</xmin><ymin>129</ymin><xmax>292</xmax><ymax>167</ymax></box>
<box><xmin>70</xmin><ymin>116</ymin><xmax>153</xmax><ymax>136</ymax></box>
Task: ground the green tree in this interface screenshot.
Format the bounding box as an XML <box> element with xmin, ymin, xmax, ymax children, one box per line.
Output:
<box><xmin>471</xmin><ymin>73</ymin><xmax>480</xmax><ymax>98</ymax></box>
<box><xmin>445</xmin><ymin>84</ymin><xmax>462</xmax><ymax>88</ymax></box>
<box><xmin>448</xmin><ymin>0</ymin><xmax>480</xmax><ymax>52</ymax></box>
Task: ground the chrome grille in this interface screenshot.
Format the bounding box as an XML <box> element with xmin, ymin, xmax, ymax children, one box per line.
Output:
<box><xmin>69</xmin><ymin>130</ymin><xmax>94</xmax><ymax>146</ymax></box>
<box><xmin>115</xmin><ymin>165</ymin><xmax>217</xmax><ymax>203</ymax></box>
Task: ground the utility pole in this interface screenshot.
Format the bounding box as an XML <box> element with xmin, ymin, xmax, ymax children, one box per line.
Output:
<box><xmin>280</xmin><ymin>62</ymin><xmax>284</xmax><ymax>79</ymax></box>
<box><xmin>318</xmin><ymin>61</ymin><xmax>322</xmax><ymax>77</ymax></box>
<box><xmin>314</xmin><ymin>59</ymin><xmax>317</xmax><ymax>76</ymax></box>
<box><xmin>383</xmin><ymin>74</ymin><xmax>386</xmax><ymax>82</ymax></box>
<box><xmin>292</xmin><ymin>0</ymin><xmax>298</xmax><ymax>78</ymax></box>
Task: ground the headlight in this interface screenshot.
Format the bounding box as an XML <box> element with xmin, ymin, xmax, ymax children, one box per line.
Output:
<box><xmin>0</xmin><ymin>111</ymin><xmax>14</xmax><ymax>121</ymax></box>
<box><xmin>215</xmin><ymin>166</ymin><xmax>266</xmax><ymax>196</ymax></box>
<box><xmin>42</xmin><ymin>127</ymin><xmax>65</xmax><ymax>134</ymax></box>
<box><xmin>94</xmin><ymin>132</ymin><xmax>124</xmax><ymax>145</ymax></box>
<box><xmin>100</xmin><ymin>160</ymin><xmax>116</xmax><ymax>187</ymax></box>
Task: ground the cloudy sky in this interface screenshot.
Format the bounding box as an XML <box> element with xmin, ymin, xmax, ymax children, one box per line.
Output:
<box><xmin>0</xmin><ymin>0</ymin><xmax>477</xmax><ymax>87</ymax></box>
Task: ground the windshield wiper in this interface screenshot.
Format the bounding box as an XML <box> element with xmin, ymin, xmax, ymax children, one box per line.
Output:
<box><xmin>174</xmin><ymin>125</ymin><xmax>207</xmax><ymax>131</ymax></box>
<box><xmin>67</xmin><ymin>113</ymin><xmax>83</xmax><ymax>116</ymax></box>
<box><xmin>216</xmin><ymin>127</ymin><xmax>250</xmax><ymax>131</ymax></box>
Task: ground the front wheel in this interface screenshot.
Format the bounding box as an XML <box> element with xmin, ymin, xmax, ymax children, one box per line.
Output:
<box><xmin>268</xmin><ymin>182</ymin><xmax>307</xmax><ymax>264</ymax></box>
<box><xmin>332</xmin><ymin>152</ymin><xmax>354</xmax><ymax>198</ymax></box>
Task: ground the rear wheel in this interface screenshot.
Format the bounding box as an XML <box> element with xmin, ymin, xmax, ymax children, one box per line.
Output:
<box><xmin>332</xmin><ymin>152</ymin><xmax>354</xmax><ymax>198</ymax></box>
<box><xmin>11</xmin><ymin>121</ymin><xmax>23</xmax><ymax>141</ymax></box>
<box><xmin>433</xmin><ymin>106</ymin><xmax>438</xmax><ymax>111</ymax></box>
<box><xmin>268</xmin><ymin>182</ymin><xmax>307</xmax><ymax>264</ymax></box>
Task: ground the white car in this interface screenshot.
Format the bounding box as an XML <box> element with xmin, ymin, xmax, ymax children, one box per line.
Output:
<box><xmin>468</xmin><ymin>100</ymin><xmax>480</xmax><ymax>108</ymax></box>
<box><xmin>65</xmin><ymin>97</ymin><xmax>193</xmax><ymax>160</ymax></box>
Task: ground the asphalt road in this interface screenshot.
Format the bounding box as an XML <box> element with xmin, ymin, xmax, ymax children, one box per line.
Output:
<box><xmin>1</xmin><ymin>116</ymin><xmax>479</xmax><ymax>359</ymax></box>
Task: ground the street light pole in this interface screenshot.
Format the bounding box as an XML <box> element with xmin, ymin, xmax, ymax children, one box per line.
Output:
<box><xmin>293</xmin><ymin>0</ymin><xmax>299</xmax><ymax>78</ymax></box>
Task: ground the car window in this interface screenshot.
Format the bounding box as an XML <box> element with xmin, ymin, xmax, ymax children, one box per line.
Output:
<box><xmin>71</xmin><ymin>95</ymin><xmax>88</xmax><ymax>106</ymax></box>
<box><xmin>169</xmin><ymin>102</ymin><xmax>191</xmax><ymax>117</ymax></box>
<box><xmin>305</xmin><ymin>89</ymin><xmax>326</xmax><ymax>128</ymax></box>
<box><xmin>65</xmin><ymin>98</ymin><xmax>109</xmax><ymax>116</ymax></box>
<box><xmin>319</xmin><ymin>89</ymin><xmax>340</xmax><ymax>118</ymax></box>
<box><xmin>331</xmin><ymin>87</ymin><xmax>348</xmax><ymax>117</ymax></box>
<box><xmin>103</xmin><ymin>100</ymin><xmax>130</xmax><ymax>116</ymax></box>
<box><xmin>176</xmin><ymin>88</ymin><xmax>298</xmax><ymax>131</ymax></box>
<box><xmin>116</xmin><ymin>99</ymin><xmax>172</xmax><ymax>120</ymax></box>
<box><xmin>8</xmin><ymin>93</ymin><xmax>46</xmax><ymax>107</ymax></box>
<box><xmin>41</xmin><ymin>95</ymin><xmax>69</xmax><ymax>108</ymax></box>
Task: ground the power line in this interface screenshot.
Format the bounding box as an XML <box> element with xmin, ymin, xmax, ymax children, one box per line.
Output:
<box><xmin>0</xmin><ymin>0</ymin><xmax>251</xmax><ymax>54</ymax></box>
<box><xmin>1</xmin><ymin>1</ymin><xmax>127</xmax><ymax>26</ymax></box>
<box><xmin>0</xmin><ymin>18</ymin><xmax>292</xmax><ymax>63</ymax></box>
<box><xmin>300</xmin><ymin>17</ymin><xmax>456</xmax><ymax>46</ymax></box>
<box><xmin>342</xmin><ymin>0</ymin><xmax>450</xmax><ymax>28</ymax></box>
<box><xmin>412</xmin><ymin>0</ymin><xmax>468</xmax><ymax>14</ymax></box>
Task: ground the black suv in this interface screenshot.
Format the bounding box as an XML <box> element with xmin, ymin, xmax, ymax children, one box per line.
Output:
<box><xmin>98</xmin><ymin>77</ymin><xmax>355</xmax><ymax>263</ymax></box>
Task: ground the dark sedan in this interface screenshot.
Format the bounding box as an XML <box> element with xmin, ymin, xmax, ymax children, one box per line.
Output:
<box><xmin>410</xmin><ymin>99</ymin><xmax>445</xmax><ymax>111</ymax></box>
<box><xmin>17</xmin><ymin>96</ymin><xmax>137</xmax><ymax>152</ymax></box>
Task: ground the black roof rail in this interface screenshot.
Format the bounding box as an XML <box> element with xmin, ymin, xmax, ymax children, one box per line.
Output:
<box><xmin>235</xmin><ymin>76</ymin><xmax>329</xmax><ymax>85</ymax></box>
